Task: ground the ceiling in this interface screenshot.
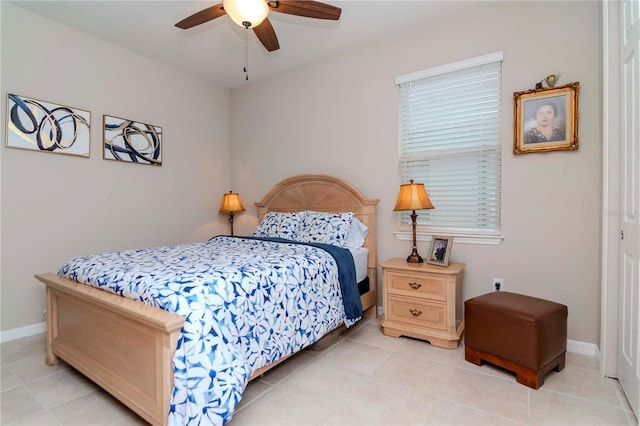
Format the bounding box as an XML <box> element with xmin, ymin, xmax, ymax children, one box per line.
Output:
<box><xmin>9</xmin><ymin>1</ymin><xmax>487</xmax><ymax>89</ymax></box>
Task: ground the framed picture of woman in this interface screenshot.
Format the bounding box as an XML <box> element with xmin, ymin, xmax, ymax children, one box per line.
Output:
<box><xmin>427</xmin><ymin>235</ymin><xmax>453</xmax><ymax>267</ymax></box>
<box><xmin>513</xmin><ymin>82</ymin><xmax>579</xmax><ymax>154</ymax></box>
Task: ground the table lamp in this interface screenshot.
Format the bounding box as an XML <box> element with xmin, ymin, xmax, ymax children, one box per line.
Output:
<box><xmin>393</xmin><ymin>179</ymin><xmax>434</xmax><ymax>263</ymax></box>
<box><xmin>219</xmin><ymin>191</ymin><xmax>245</xmax><ymax>236</ymax></box>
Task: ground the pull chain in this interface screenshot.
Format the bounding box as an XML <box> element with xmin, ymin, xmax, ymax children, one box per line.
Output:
<box><xmin>243</xmin><ymin>21</ymin><xmax>250</xmax><ymax>81</ymax></box>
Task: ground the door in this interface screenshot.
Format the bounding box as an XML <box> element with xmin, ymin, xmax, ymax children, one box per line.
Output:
<box><xmin>618</xmin><ymin>0</ymin><xmax>640</xmax><ymax>417</ymax></box>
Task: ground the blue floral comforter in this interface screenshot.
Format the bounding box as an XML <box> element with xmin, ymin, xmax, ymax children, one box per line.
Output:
<box><xmin>58</xmin><ymin>235</ymin><xmax>362</xmax><ymax>425</ymax></box>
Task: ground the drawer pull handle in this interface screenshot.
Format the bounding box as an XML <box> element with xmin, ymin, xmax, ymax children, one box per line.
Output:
<box><xmin>409</xmin><ymin>309</ymin><xmax>422</xmax><ymax>317</ymax></box>
<box><xmin>408</xmin><ymin>282</ymin><xmax>422</xmax><ymax>290</ymax></box>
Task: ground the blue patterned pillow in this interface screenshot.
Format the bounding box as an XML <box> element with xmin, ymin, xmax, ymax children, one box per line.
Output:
<box><xmin>253</xmin><ymin>211</ymin><xmax>304</xmax><ymax>240</ymax></box>
<box><xmin>298</xmin><ymin>211</ymin><xmax>354</xmax><ymax>247</ymax></box>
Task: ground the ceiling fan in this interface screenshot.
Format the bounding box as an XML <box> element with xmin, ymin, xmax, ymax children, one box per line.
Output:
<box><xmin>175</xmin><ymin>0</ymin><xmax>342</xmax><ymax>52</ymax></box>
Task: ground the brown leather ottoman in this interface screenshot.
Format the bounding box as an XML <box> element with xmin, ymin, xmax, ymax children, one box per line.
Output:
<box><xmin>464</xmin><ymin>291</ymin><xmax>567</xmax><ymax>389</ymax></box>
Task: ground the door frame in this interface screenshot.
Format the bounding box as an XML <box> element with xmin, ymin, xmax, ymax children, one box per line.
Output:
<box><xmin>600</xmin><ymin>0</ymin><xmax>621</xmax><ymax>378</ymax></box>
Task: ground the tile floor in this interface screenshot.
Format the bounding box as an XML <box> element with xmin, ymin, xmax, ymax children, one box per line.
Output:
<box><xmin>1</xmin><ymin>318</ymin><xmax>636</xmax><ymax>425</ymax></box>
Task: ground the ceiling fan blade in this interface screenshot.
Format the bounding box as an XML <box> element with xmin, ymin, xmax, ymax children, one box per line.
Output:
<box><xmin>268</xmin><ymin>0</ymin><xmax>341</xmax><ymax>20</ymax></box>
<box><xmin>175</xmin><ymin>3</ymin><xmax>227</xmax><ymax>29</ymax></box>
<box><xmin>253</xmin><ymin>18</ymin><xmax>280</xmax><ymax>52</ymax></box>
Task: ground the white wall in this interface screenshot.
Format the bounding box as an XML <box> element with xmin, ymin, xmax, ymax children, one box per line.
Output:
<box><xmin>0</xmin><ymin>1</ymin><xmax>604</xmax><ymax>346</ymax></box>
<box><xmin>229</xmin><ymin>1</ymin><xmax>603</xmax><ymax>344</ymax></box>
<box><xmin>0</xmin><ymin>3</ymin><xmax>231</xmax><ymax>331</ymax></box>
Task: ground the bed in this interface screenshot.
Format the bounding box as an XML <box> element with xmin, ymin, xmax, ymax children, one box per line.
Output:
<box><xmin>35</xmin><ymin>174</ymin><xmax>378</xmax><ymax>426</ymax></box>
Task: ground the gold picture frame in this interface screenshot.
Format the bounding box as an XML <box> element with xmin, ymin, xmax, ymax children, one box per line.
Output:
<box><xmin>427</xmin><ymin>235</ymin><xmax>453</xmax><ymax>267</ymax></box>
<box><xmin>513</xmin><ymin>82</ymin><xmax>579</xmax><ymax>154</ymax></box>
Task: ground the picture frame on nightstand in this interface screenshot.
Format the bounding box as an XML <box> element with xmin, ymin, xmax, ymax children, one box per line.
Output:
<box><xmin>427</xmin><ymin>235</ymin><xmax>453</xmax><ymax>267</ymax></box>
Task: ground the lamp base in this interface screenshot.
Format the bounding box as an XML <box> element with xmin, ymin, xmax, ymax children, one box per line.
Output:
<box><xmin>406</xmin><ymin>211</ymin><xmax>423</xmax><ymax>263</ymax></box>
<box><xmin>406</xmin><ymin>249</ymin><xmax>424</xmax><ymax>263</ymax></box>
<box><xmin>228</xmin><ymin>212</ymin><xmax>235</xmax><ymax>236</ymax></box>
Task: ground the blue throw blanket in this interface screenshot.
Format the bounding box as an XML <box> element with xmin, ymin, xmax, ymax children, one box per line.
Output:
<box><xmin>227</xmin><ymin>235</ymin><xmax>363</xmax><ymax>320</ymax></box>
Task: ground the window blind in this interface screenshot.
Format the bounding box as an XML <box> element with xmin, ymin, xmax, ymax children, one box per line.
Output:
<box><xmin>397</xmin><ymin>56</ymin><xmax>502</xmax><ymax>235</ymax></box>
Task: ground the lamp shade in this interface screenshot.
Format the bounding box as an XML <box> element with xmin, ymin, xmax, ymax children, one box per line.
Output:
<box><xmin>219</xmin><ymin>191</ymin><xmax>245</xmax><ymax>213</ymax></box>
<box><xmin>393</xmin><ymin>179</ymin><xmax>434</xmax><ymax>211</ymax></box>
<box><xmin>223</xmin><ymin>0</ymin><xmax>269</xmax><ymax>28</ymax></box>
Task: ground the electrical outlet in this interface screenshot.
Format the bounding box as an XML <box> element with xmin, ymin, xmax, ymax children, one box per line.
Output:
<box><xmin>492</xmin><ymin>278</ymin><xmax>504</xmax><ymax>292</ymax></box>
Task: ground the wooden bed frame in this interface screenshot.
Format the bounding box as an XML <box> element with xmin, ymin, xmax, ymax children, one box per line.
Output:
<box><xmin>35</xmin><ymin>174</ymin><xmax>378</xmax><ymax>426</ymax></box>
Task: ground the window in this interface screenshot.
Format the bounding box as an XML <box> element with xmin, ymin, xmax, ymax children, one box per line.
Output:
<box><xmin>396</xmin><ymin>52</ymin><xmax>503</xmax><ymax>243</ymax></box>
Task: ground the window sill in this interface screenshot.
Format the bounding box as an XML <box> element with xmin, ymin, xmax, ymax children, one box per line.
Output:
<box><xmin>393</xmin><ymin>231</ymin><xmax>503</xmax><ymax>246</ymax></box>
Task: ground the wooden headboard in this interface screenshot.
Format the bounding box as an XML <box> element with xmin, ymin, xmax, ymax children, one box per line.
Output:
<box><xmin>255</xmin><ymin>174</ymin><xmax>379</xmax><ymax>312</ymax></box>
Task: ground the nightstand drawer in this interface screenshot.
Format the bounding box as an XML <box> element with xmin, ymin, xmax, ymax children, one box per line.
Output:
<box><xmin>386</xmin><ymin>295</ymin><xmax>446</xmax><ymax>331</ymax></box>
<box><xmin>386</xmin><ymin>271</ymin><xmax>446</xmax><ymax>301</ymax></box>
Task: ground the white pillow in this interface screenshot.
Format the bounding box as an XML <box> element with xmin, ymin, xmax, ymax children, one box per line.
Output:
<box><xmin>345</xmin><ymin>217</ymin><xmax>369</xmax><ymax>248</ymax></box>
<box><xmin>253</xmin><ymin>211</ymin><xmax>305</xmax><ymax>240</ymax></box>
<box><xmin>297</xmin><ymin>211</ymin><xmax>354</xmax><ymax>247</ymax></box>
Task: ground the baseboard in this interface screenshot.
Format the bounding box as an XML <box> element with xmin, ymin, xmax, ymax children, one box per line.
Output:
<box><xmin>567</xmin><ymin>339</ymin><xmax>599</xmax><ymax>356</ymax></box>
<box><xmin>0</xmin><ymin>320</ymin><xmax>602</xmax><ymax>359</ymax></box>
<box><xmin>0</xmin><ymin>321</ymin><xmax>46</xmax><ymax>344</ymax></box>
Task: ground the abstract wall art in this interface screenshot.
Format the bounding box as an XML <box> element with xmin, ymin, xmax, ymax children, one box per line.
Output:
<box><xmin>5</xmin><ymin>93</ymin><xmax>91</xmax><ymax>157</ymax></box>
<box><xmin>103</xmin><ymin>115</ymin><xmax>162</xmax><ymax>166</ymax></box>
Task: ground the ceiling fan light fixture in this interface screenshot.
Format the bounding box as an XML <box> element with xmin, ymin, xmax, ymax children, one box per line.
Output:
<box><xmin>223</xmin><ymin>0</ymin><xmax>269</xmax><ymax>28</ymax></box>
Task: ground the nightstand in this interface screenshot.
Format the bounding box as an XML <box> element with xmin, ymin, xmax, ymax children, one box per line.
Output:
<box><xmin>380</xmin><ymin>258</ymin><xmax>465</xmax><ymax>349</ymax></box>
